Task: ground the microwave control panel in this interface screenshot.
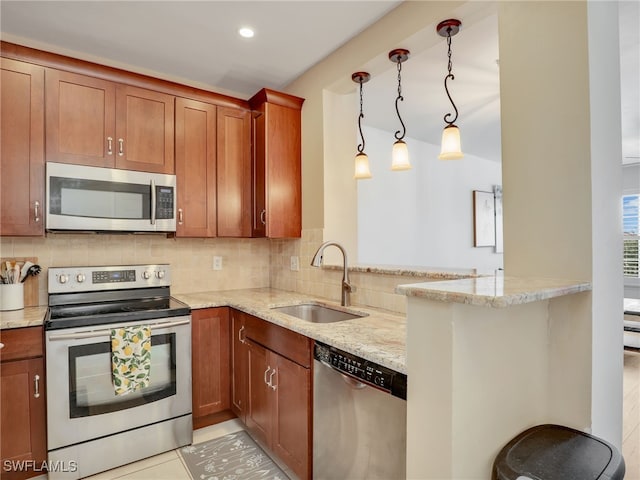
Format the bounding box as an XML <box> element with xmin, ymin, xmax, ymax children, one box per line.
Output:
<box><xmin>156</xmin><ymin>186</ymin><xmax>174</xmax><ymax>219</ymax></box>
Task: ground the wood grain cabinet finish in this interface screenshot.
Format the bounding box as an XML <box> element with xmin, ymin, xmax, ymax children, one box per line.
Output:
<box><xmin>175</xmin><ymin>98</ymin><xmax>217</xmax><ymax>237</ymax></box>
<box><xmin>243</xmin><ymin>313</ymin><xmax>312</xmax><ymax>480</ymax></box>
<box><xmin>216</xmin><ymin>107</ymin><xmax>252</xmax><ymax>237</ymax></box>
<box><xmin>45</xmin><ymin>69</ymin><xmax>175</xmax><ymax>173</ymax></box>
<box><xmin>191</xmin><ymin>308</ymin><xmax>231</xmax><ymax>429</ymax></box>
<box><xmin>249</xmin><ymin>89</ymin><xmax>304</xmax><ymax>238</ymax></box>
<box><xmin>0</xmin><ymin>59</ymin><xmax>45</xmax><ymax>236</ymax></box>
<box><xmin>0</xmin><ymin>327</ymin><xmax>46</xmax><ymax>480</ymax></box>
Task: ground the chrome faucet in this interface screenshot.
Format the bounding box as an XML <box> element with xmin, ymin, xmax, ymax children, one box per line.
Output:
<box><xmin>311</xmin><ymin>241</ymin><xmax>353</xmax><ymax>306</ymax></box>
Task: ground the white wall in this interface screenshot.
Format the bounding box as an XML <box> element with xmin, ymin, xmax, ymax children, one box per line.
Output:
<box><xmin>358</xmin><ymin>125</ymin><xmax>503</xmax><ymax>270</ymax></box>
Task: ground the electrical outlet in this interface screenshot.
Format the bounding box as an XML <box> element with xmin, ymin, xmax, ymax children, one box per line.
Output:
<box><xmin>290</xmin><ymin>256</ymin><xmax>300</xmax><ymax>271</ymax></box>
<box><xmin>213</xmin><ymin>256</ymin><xmax>223</xmax><ymax>271</ymax></box>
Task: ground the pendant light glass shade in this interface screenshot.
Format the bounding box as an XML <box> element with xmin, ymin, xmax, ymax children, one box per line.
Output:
<box><xmin>438</xmin><ymin>125</ymin><xmax>464</xmax><ymax>160</ymax></box>
<box><xmin>391</xmin><ymin>140</ymin><xmax>411</xmax><ymax>170</ymax></box>
<box><xmin>354</xmin><ymin>152</ymin><xmax>372</xmax><ymax>179</ymax></box>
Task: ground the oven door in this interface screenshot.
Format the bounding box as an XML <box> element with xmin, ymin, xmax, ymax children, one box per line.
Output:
<box><xmin>46</xmin><ymin>161</ymin><xmax>176</xmax><ymax>232</ymax></box>
<box><xmin>45</xmin><ymin>315</ymin><xmax>191</xmax><ymax>451</ymax></box>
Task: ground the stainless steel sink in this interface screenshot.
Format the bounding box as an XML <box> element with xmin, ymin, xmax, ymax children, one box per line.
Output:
<box><xmin>271</xmin><ymin>303</ymin><xmax>367</xmax><ymax>323</ymax></box>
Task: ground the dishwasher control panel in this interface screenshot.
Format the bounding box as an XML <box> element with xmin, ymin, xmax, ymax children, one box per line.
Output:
<box><xmin>314</xmin><ymin>342</ymin><xmax>407</xmax><ymax>400</ymax></box>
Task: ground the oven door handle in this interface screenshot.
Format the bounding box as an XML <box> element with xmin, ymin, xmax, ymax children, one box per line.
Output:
<box><xmin>47</xmin><ymin>319</ymin><xmax>190</xmax><ymax>340</ymax></box>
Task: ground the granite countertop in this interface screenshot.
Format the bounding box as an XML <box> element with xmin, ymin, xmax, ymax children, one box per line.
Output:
<box><xmin>174</xmin><ymin>288</ymin><xmax>406</xmax><ymax>373</ymax></box>
<box><xmin>0</xmin><ymin>306</ymin><xmax>48</xmax><ymax>330</ymax></box>
<box><xmin>396</xmin><ymin>275</ymin><xmax>592</xmax><ymax>308</ymax></box>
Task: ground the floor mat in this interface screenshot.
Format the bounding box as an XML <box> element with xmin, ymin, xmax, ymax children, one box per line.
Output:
<box><xmin>179</xmin><ymin>430</ymin><xmax>290</xmax><ymax>480</ymax></box>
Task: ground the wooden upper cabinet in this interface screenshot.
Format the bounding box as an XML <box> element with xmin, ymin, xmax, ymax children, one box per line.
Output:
<box><xmin>115</xmin><ymin>85</ymin><xmax>174</xmax><ymax>174</ymax></box>
<box><xmin>216</xmin><ymin>107</ymin><xmax>252</xmax><ymax>237</ymax></box>
<box><xmin>249</xmin><ymin>89</ymin><xmax>304</xmax><ymax>239</ymax></box>
<box><xmin>0</xmin><ymin>58</ymin><xmax>45</xmax><ymax>236</ymax></box>
<box><xmin>175</xmin><ymin>98</ymin><xmax>217</xmax><ymax>237</ymax></box>
<box><xmin>45</xmin><ymin>69</ymin><xmax>175</xmax><ymax>173</ymax></box>
<box><xmin>45</xmin><ymin>69</ymin><xmax>116</xmax><ymax>167</ymax></box>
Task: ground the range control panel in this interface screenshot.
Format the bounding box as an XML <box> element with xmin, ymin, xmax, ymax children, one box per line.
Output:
<box><xmin>48</xmin><ymin>264</ymin><xmax>171</xmax><ymax>293</ymax></box>
<box><xmin>314</xmin><ymin>342</ymin><xmax>407</xmax><ymax>400</ymax></box>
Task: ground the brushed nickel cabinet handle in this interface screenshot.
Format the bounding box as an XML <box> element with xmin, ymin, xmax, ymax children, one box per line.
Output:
<box><xmin>260</xmin><ymin>209</ymin><xmax>266</xmax><ymax>225</ymax></box>
<box><xmin>264</xmin><ymin>366</ymin><xmax>271</xmax><ymax>385</ymax></box>
<box><xmin>238</xmin><ymin>325</ymin><xmax>245</xmax><ymax>344</ymax></box>
<box><xmin>34</xmin><ymin>201</ymin><xmax>40</xmax><ymax>223</ymax></box>
<box><xmin>118</xmin><ymin>138</ymin><xmax>124</xmax><ymax>156</ymax></box>
<box><xmin>269</xmin><ymin>369</ymin><xmax>276</xmax><ymax>390</ymax></box>
<box><xmin>34</xmin><ymin>374</ymin><xmax>40</xmax><ymax>398</ymax></box>
<box><xmin>107</xmin><ymin>137</ymin><xmax>113</xmax><ymax>155</ymax></box>
<box><xmin>178</xmin><ymin>208</ymin><xmax>184</xmax><ymax>225</ymax></box>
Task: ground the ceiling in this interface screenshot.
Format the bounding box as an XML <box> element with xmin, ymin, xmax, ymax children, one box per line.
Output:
<box><xmin>1</xmin><ymin>1</ymin><xmax>637</xmax><ymax>164</ymax></box>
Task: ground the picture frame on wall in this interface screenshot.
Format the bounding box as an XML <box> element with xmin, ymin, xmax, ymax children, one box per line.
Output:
<box><xmin>473</xmin><ymin>190</ymin><xmax>496</xmax><ymax>247</ymax></box>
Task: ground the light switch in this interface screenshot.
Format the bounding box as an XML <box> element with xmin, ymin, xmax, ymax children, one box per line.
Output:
<box><xmin>213</xmin><ymin>256</ymin><xmax>223</xmax><ymax>270</ymax></box>
<box><xmin>290</xmin><ymin>256</ymin><xmax>300</xmax><ymax>271</ymax></box>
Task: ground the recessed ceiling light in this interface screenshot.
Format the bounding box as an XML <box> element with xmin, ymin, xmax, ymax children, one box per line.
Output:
<box><xmin>238</xmin><ymin>27</ymin><xmax>254</xmax><ymax>38</ymax></box>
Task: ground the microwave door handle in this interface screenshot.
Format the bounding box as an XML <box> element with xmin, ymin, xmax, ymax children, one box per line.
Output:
<box><xmin>150</xmin><ymin>179</ymin><xmax>156</xmax><ymax>225</ymax></box>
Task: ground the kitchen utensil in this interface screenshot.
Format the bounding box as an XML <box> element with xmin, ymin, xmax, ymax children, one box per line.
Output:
<box><xmin>19</xmin><ymin>261</ymin><xmax>34</xmax><ymax>282</ymax></box>
<box><xmin>21</xmin><ymin>264</ymin><xmax>42</xmax><ymax>283</ymax></box>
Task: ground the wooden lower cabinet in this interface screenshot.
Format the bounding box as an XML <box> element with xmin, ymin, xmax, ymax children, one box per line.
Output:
<box><xmin>230</xmin><ymin>310</ymin><xmax>248</xmax><ymax>423</ymax></box>
<box><xmin>241</xmin><ymin>312</ymin><xmax>312</xmax><ymax>480</ymax></box>
<box><xmin>0</xmin><ymin>327</ymin><xmax>46</xmax><ymax>480</ymax></box>
<box><xmin>191</xmin><ymin>308</ymin><xmax>233</xmax><ymax>428</ymax></box>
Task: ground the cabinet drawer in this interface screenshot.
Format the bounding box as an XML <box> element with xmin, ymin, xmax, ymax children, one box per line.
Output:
<box><xmin>0</xmin><ymin>326</ymin><xmax>43</xmax><ymax>362</ymax></box>
<box><xmin>244</xmin><ymin>315</ymin><xmax>311</xmax><ymax>368</ymax></box>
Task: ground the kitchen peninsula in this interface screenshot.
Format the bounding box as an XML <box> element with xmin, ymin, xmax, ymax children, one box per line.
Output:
<box><xmin>398</xmin><ymin>274</ymin><xmax>592</xmax><ymax>479</ymax></box>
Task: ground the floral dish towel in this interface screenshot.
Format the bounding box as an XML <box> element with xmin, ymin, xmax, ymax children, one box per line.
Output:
<box><xmin>111</xmin><ymin>325</ymin><xmax>151</xmax><ymax>396</ymax></box>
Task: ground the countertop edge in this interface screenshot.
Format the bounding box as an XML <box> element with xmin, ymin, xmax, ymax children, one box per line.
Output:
<box><xmin>395</xmin><ymin>276</ymin><xmax>592</xmax><ymax>308</ymax></box>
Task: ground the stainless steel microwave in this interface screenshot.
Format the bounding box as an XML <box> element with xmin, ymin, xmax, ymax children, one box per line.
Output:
<box><xmin>46</xmin><ymin>162</ymin><xmax>176</xmax><ymax>233</ymax></box>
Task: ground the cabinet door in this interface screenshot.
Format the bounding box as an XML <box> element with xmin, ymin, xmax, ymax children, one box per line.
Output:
<box><xmin>0</xmin><ymin>358</ymin><xmax>46</xmax><ymax>480</ymax></box>
<box><xmin>251</xmin><ymin>109</ymin><xmax>266</xmax><ymax>237</ymax></box>
<box><xmin>230</xmin><ymin>310</ymin><xmax>248</xmax><ymax>422</ymax></box>
<box><xmin>175</xmin><ymin>98</ymin><xmax>217</xmax><ymax>237</ymax></box>
<box><xmin>45</xmin><ymin>69</ymin><xmax>116</xmax><ymax>167</ymax></box>
<box><xmin>0</xmin><ymin>59</ymin><xmax>44</xmax><ymax>236</ymax></box>
<box><xmin>216</xmin><ymin>107</ymin><xmax>251</xmax><ymax>237</ymax></box>
<box><xmin>245</xmin><ymin>339</ymin><xmax>272</xmax><ymax>447</ymax></box>
<box><xmin>272</xmin><ymin>352</ymin><xmax>311</xmax><ymax>480</ymax></box>
<box><xmin>191</xmin><ymin>308</ymin><xmax>230</xmax><ymax>423</ymax></box>
<box><xmin>115</xmin><ymin>85</ymin><xmax>175</xmax><ymax>174</ymax></box>
<box><xmin>264</xmin><ymin>102</ymin><xmax>302</xmax><ymax>238</ymax></box>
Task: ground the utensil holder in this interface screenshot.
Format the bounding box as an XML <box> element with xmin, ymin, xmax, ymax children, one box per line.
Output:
<box><xmin>0</xmin><ymin>283</ymin><xmax>24</xmax><ymax>311</ymax></box>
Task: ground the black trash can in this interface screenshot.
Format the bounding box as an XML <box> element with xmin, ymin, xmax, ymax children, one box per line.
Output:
<box><xmin>492</xmin><ymin>424</ymin><xmax>625</xmax><ymax>480</ymax></box>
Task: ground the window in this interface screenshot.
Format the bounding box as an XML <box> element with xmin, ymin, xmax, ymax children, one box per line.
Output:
<box><xmin>623</xmin><ymin>194</ymin><xmax>639</xmax><ymax>278</ymax></box>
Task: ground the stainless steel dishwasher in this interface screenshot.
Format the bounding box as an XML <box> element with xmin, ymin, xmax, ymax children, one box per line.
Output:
<box><xmin>313</xmin><ymin>341</ymin><xmax>407</xmax><ymax>480</ymax></box>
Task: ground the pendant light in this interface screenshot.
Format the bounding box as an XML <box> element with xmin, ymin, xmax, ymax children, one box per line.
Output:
<box><xmin>389</xmin><ymin>49</ymin><xmax>411</xmax><ymax>171</ymax></box>
<box><xmin>352</xmin><ymin>72</ymin><xmax>372</xmax><ymax>179</ymax></box>
<box><xmin>437</xmin><ymin>19</ymin><xmax>464</xmax><ymax>160</ymax></box>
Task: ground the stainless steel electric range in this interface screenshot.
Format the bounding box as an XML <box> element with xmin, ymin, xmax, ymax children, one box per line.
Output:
<box><xmin>44</xmin><ymin>264</ymin><xmax>192</xmax><ymax>479</ymax></box>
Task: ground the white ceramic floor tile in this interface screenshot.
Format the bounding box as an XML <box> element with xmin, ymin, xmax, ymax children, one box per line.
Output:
<box><xmin>115</xmin><ymin>459</ymin><xmax>190</xmax><ymax>480</ymax></box>
<box><xmin>191</xmin><ymin>418</ymin><xmax>245</xmax><ymax>444</ymax></box>
<box><xmin>83</xmin><ymin>451</ymin><xmax>178</xmax><ymax>480</ymax></box>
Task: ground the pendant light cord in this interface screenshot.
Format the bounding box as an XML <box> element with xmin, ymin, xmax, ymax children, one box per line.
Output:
<box><xmin>394</xmin><ymin>60</ymin><xmax>406</xmax><ymax>141</ymax></box>
<box><xmin>443</xmin><ymin>28</ymin><xmax>459</xmax><ymax>126</ymax></box>
<box><xmin>357</xmin><ymin>80</ymin><xmax>366</xmax><ymax>154</ymax></box>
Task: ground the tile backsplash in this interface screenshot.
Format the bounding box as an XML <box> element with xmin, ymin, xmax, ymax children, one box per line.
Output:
<box><xmin>0</xmin><ymin>234</ymin><xmax>270</xmax><ymax>305</ymax></box>
<box><xmin>1</xmin><ymin>229</ymin><xmax>422</xmax><ymax>314</ymax></box>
